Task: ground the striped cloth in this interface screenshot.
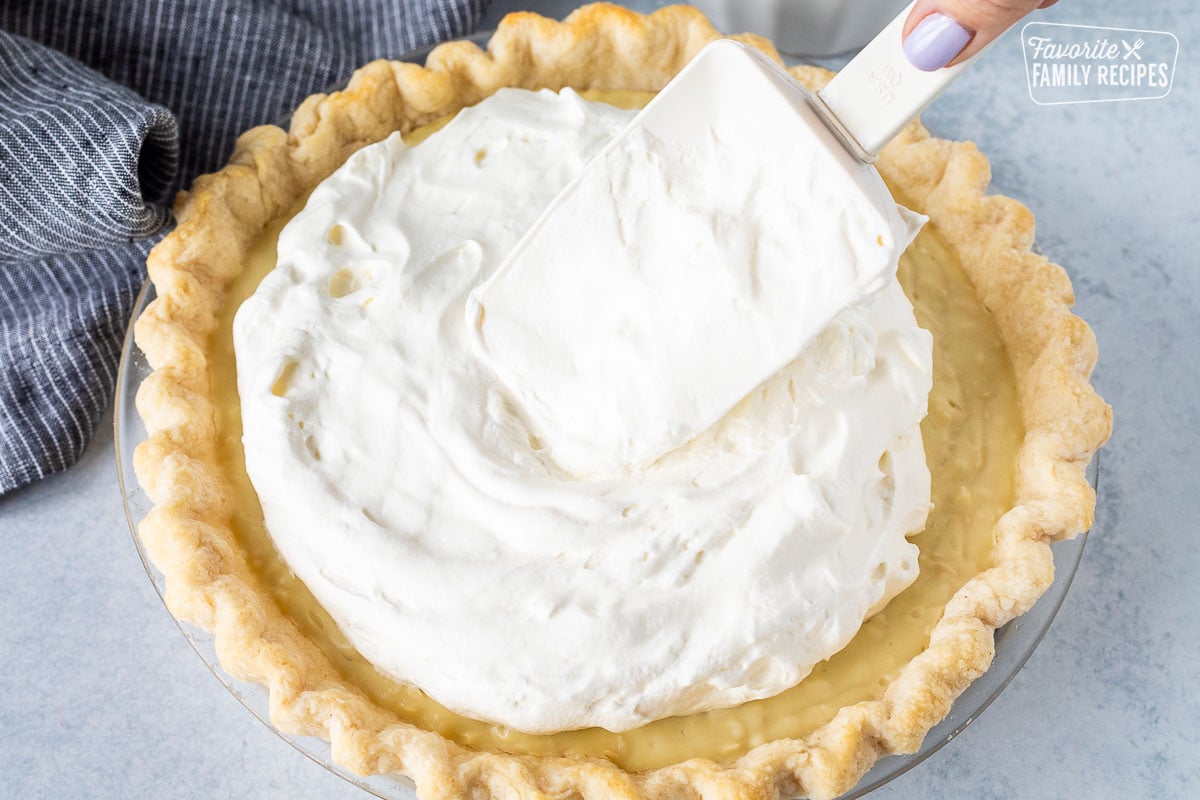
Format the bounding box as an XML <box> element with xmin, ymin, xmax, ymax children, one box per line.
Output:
<box><xmin>0</xmin><ymin>1</ymin><xmax>488</xmax><ymax>495</ymax></box>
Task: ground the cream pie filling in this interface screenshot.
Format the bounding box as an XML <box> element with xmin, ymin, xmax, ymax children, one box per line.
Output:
<box><xmin>233</xmin><ymin>86</ymin><xmax>934</xmax><ymax>733</ymax></box>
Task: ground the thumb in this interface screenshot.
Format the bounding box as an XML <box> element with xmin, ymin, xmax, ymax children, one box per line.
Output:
<box><xmin>902</xmin><ymin>0</ymin><xmax>1060</xmax><ymax>71</ymax></box>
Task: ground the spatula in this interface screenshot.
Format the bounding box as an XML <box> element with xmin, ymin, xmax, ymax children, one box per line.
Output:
<box><xmin>468</xmin><ymin>1</ymin><xmax>992</xmax><ymax>478</ymax></box>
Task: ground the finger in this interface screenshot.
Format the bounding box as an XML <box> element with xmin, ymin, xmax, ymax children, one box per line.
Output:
<box><xmin>902</xmin><ymin>0</ymin><xmax>1051</xmax><ymax>71</ymax></box>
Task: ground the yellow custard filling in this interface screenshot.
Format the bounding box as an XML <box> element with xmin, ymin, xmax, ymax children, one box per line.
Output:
<box><xmin>208</xmin><ymin>91</ymin><xmax>1022</xmax><ymax>772</ymax></box>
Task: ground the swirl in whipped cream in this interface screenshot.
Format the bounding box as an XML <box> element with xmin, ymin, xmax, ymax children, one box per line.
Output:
<box><xmin>234</xmin><ymin>87</ymin><xmax>933</xmax><ymax>734</ymax></box>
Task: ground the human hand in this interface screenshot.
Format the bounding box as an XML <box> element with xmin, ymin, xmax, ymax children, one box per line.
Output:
<box><xmin>902</xmin><ymin>0</ymin><xmax>1060</xmax><ymax>71</ymax></box>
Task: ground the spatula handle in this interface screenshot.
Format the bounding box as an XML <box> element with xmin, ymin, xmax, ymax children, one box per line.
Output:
<box><xmin>816</xmin><ymin>1</ymin><xmax>989</xmax><ymax>158</ymax></box>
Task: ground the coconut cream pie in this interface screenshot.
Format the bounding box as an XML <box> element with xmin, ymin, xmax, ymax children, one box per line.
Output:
<box><xmin>133</xmin><ymin>4</ymin><xmax>1111</xmax><ymax>799</ymax></box>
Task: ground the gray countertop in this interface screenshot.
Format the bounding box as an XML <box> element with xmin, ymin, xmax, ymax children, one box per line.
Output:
<box><xmin>2</xmin><ymin>1</ymin><xmax>1196</xmax><ymax>798</ymax></box>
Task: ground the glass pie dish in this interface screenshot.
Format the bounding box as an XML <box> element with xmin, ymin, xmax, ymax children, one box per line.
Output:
<box><xmin>115</xmin><ymin>31</ymin><xmax>1099</xmax><ymax>800</ymax></box>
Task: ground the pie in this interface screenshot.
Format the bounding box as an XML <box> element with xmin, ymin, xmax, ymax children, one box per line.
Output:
<box><xmin>132</xmin><ymin>4</ymin><xmax>1111</xmax><ymax>799</ymax></box>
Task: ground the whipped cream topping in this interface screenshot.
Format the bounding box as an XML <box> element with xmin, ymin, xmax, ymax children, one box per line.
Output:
<box><xmin>470</xmin><ymin>42</ymin><xmax>919</xmax><ymax>479</ymax></box>
<box><xmin>234</xmin><ymin>81</ymin><xmax>933</xmax><ymax>734</ymax></box>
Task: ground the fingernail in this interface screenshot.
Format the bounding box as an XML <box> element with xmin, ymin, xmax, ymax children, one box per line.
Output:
<box><xmin>903</xmin><ymin>13</ymin><xmax>973</xmax><ymax>71</ymax></box>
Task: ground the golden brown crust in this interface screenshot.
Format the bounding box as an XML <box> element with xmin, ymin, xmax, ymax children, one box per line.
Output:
<box><xmin>133</xmin><ymin>4</ymin><xmax>1111</xmax><ymax>799</ymax></box>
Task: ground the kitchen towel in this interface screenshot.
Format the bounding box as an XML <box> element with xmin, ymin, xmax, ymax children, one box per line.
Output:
<box><xmin>0</xmin><ymin>1</ymin><xmax>488</xmax><ymax>496</ymax></box>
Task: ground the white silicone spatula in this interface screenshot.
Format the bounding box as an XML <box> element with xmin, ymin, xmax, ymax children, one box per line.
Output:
<box><xmin>468</xmin><ymin>2</ymin><xmax>993</xmax><ymax>479</ymax></box>
<box><xmin>814</xmin><ymin>0</ymin><xmax>988</xmax><ymax>161</ymax></box>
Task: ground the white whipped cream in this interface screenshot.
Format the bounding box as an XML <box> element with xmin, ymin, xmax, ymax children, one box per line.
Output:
<box><xmin>234</xmin><ymin>79</ymin><xmax>933</xmax><ymax>733</ymax></box>
<box><xmin>470</xmin><ymin>42</ymin><xmax>919</xmax><ymax>479</ymax></box>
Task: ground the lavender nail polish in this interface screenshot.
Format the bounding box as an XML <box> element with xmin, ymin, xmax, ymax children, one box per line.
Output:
<box><xmin>903</xmin><ymin>13</ymin><xmax>973</xmax><ymax>71</ymax></box>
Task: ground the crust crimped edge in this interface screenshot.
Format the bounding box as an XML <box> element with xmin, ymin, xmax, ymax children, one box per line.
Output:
<box><xmin>132</xmin><ymin>4</ymin><xmax>1112</xmax><ymax>799</ymax></box>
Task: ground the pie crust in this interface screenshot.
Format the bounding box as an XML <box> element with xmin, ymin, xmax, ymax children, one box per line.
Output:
<box><xmin>133</xmin><ymin>4</ymin><xmax>1112</xmax><ymax>799</ymax></box>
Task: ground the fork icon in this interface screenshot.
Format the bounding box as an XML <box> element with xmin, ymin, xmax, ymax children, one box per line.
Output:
<box><xmin>1122</xmin><ymin>38</ymin><xmax>1145</xmax><ymax>60</ymax></box>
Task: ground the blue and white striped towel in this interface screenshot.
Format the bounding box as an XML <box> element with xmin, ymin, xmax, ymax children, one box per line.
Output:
<box><xmin>0</xmin><ymin>1</ymin><xmax>488</xmax><ymax>495</ymax></box>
